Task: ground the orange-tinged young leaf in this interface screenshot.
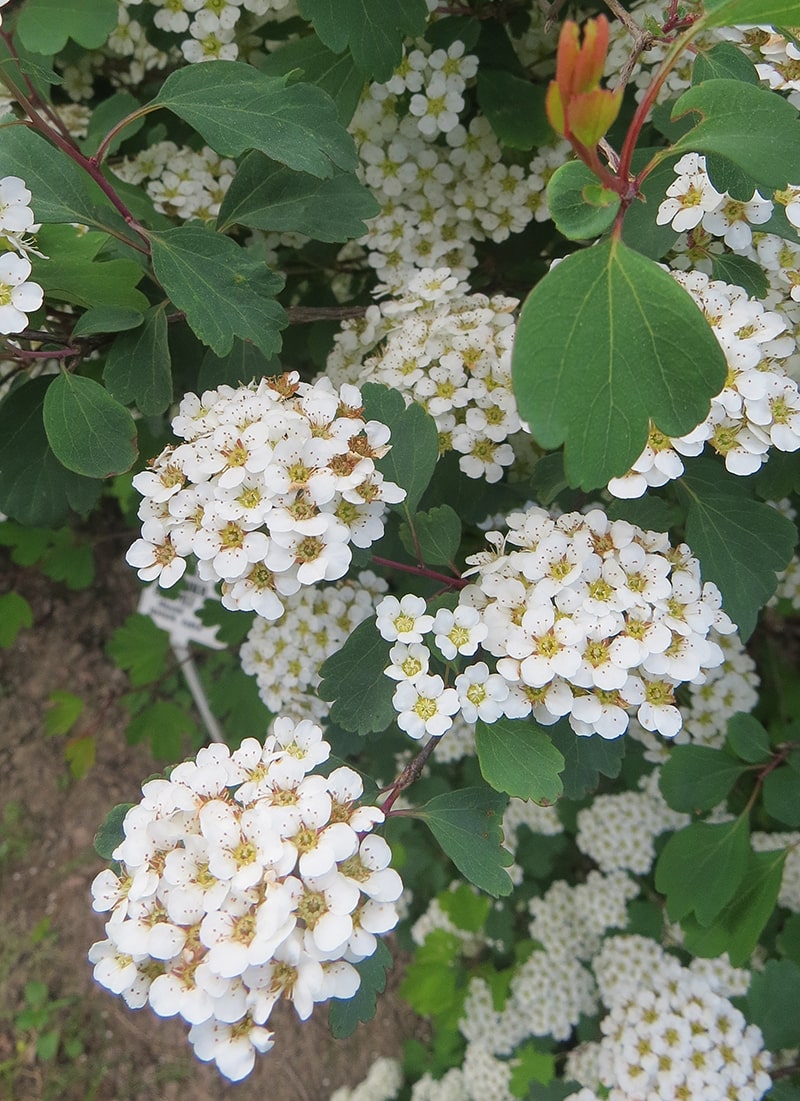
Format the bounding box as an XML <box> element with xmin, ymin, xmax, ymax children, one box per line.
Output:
<box><xmin>568</xmin><ymin>87</ymin><xmax>623</xmax><ymax>147</ymax></box>
<box><xmin>555</xmin><ymin>21</ymin><xmax>581</xmax><ymax>98</ymax></box>
<box><xmin>572</xmin><ymin>16</ymin><xmax>609</xmax><ymax>95</ymax></box>
<box><xmin>545</xmin><ymin>81</ymin><xmax>566</xmax><ymax>136</ymax></box>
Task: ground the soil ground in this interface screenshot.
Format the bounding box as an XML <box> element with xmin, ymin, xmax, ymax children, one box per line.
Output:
<box><xmin>0</xmin><ymin>542</ymin><xmax>424</xmax><ymax>1101</ymax></box>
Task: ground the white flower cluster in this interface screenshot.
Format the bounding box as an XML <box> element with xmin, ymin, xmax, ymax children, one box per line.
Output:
<box><xmin>346</xmin><ymin>39</ymin><xmax>571</xmax><ymax>290</ymax></box>
<box><xmin>112</xmin><ymin>141</ymin><xmax>237</xmax><ymax>223</ymax></box>
<box><xmin>240</xmin><ymin>570</ymin><xmax>388</xmax><ymax>722</ymax></box>
<box><xmin>608</xmin><ymin>270</ymin><xmax>799</xmax><ymax>497</ymax></box>
<box><xmin>89</xmin><ymin>719</ymin><xmax>402</xmax><ymax>1081</ymax></box>
<box><xmin>657</xmin><ymin>153</ymin><xmax>774</xmax><ymax>249</ymax></box>
<box><xmin>564</xmin><ymin>935</ymin><xmax>772</xmax><ymax>1101</ymax></box>
<box><xmin>0</xmin><ymin>176</ymin><xmax>44</xmax><ymax>336</ymax></box>
<box><xmin>717</xmin><ymin>24</ymin><xmax>800</xmax><ymax>106</ymax></box>
<box><xmin>528</xmin><ymin>870</ymin><xmax>640</xmax><ymax>957</ymax></box>
<box><xmin>330</xmin><ymin>1057</ymin><xmax>403</xmax><ymax>1101</ymax></box>
<box><xmin>327</xmin><ymin>266</ymin><xmax>528</xmax><ymax>483</ymax></box>
<box><xmin>126</xmin><ymin>374</ymin><xmax>405</xmax><ymax>613</ymax></box>
<box><xmin>575</xmin><ymin>770</ymin><xmax>688</xmax><ymax>874</ymax></box>
<box><xmin>456</xmin><ymin>505</ymin><xmax>731</xmax><ymax>739</ymax></box>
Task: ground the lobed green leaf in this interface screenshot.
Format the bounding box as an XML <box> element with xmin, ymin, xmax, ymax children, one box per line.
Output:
<box><xmin>546</xmin><ymin>721</ymin><xmax>626</xmax><ymax>800</ymax></box>
<box><xmin>477</xmin><ymin>70</ymin><xmax>551</xmax><ymax>150</ymax></box>
<box><xmin>400</xmin><ymin>505</ymin><xmax>461</xmax><ymax>567</ymax></box>
<box><xmin>104</xmin><ymin>306</ymin><xmax>172</xmax><ymax>416</ymax></box>
<box><xmin>362</xmin><ymin>383</ymin><xmax>439</xmax><ymax>515</ymax></box>
<box><xmin>414</xmin><ymin>786</ymin><xmax>514</xmax><ymax>898</ymax></box>
<box><xmin>747</xmin><ymin>958</ymin><xmax>800</xmax><ymax>1050</ymax></box>
<box><xmin>655</xmin><ymin>816</ymin><xmax>750</xmax><ymax>925</ymax></box>
<box><xmin>297</xmin><ymin>0</ymin><xmax>428</xmax><ymax>81</ymax></box>
<box><xmin>148</xmin><ymin>225</ymin><xmax>286</xmax><ymax>358</ymax></box>
<box><xmin>16</xmin><ymin>0</ymin><xmax>118</xmax><ymax>53</ymax></box>
<box><xmin>475</xmin><ymin>717</ymin><xmax>564</xmax><ymax>804</ymax></box>
<box><xmin>317</xmin><ymin>618</ymin><xmax>396</xmax><ymax>735</ymax></box>
<box><xmin>152</xmin><ymin>62</ymin><xmax>357</xmax><ymax>178</ymax></box>
<box><xmin>328</xmin><ymin>940</ymin><xmax>392</xmax><ymax>1038</ymax></box>
<box><xmin>658</xmin><ymin>745</ymin><xmax>746</xmax><ymax>812</ymax></box>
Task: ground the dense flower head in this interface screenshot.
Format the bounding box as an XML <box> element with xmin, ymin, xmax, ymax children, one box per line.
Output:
<box><xmin>455</xmin><ymin>505</ymin><xmax>732</xmax><ymax>739</ymax></box>
<box><xmin>566</xmin><ymin>936</ymin><xmax>773</xmax><ymax>1101</ymax></box>
<box><xmin>126</xmin><ymin>374</ymin><xmax>405</xmax><ymax>611</ymax></box>
<box><xmin>89</xmin><ymin>718</ymin><xmax>402</xmax><ymax>1081</ymax></box>
<box><xmin>327</xmin><ymin>267</ymin><xmax>529</xmax><ymax>483</ymax></box>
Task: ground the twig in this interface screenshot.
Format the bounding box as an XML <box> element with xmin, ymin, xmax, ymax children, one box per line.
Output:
<box><xmin>286</xmin><ymin>305</ymin><xmax>369</xmax><ymax>324</ymax></box>
<box><xmin>603</xmin><ymin>0</ymin><xmax>657</xmax><ymax>91</ymax></box>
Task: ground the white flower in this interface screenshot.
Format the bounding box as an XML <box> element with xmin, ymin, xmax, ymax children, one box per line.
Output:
<box><xmin>392</xmin><ymin>673</ymin><xmax>461</xmax><ymax>739</ymax></box>
<box><xmin>455</xmin><ymin>662</ymin><xmax>509</xmax><ymax>724</ymax></box>
<box><xmin>431</xmin><ymin>605</ymin><xmax>488</xmax><ymax>659</ymax></box>
<box><xmin>375</xmin><ymin>593</ymin><xmax>434</xmax><ymax>643</ymax></box>
<box><xmin>0</xmin><ymin>253</ymin><xmax>44</xmax><ymax>334</ymax></box>
<box><xmin>0</xmin><ymin>175</ymin><xmax>35</xmax><ymax>234</ymax></box>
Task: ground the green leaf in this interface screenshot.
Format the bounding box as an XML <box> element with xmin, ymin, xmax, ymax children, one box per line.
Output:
<box><xmin>317</xmin><ymin>617</ymin><xmax>395</xmax><ymax>735</ymax></box>
<box><xmin>747</xmin><ymin>958</ymin><xmax>800</xmax><ymax>1049</ymax></box>
<box><xmin>126</xmin><ymin>700</ymin><xmax>196</xmax><ymax>760</ymax></box>
<box><xmin>511</xmin><ymin>237</ymin><xmax>727</xmax><ymax>489</ymax></box>
<box><xmin>778</xmin><ymin>913</ymin><xmax>800</xmax><ymax>965</ymax></box>
<box><xmin>655</xmin><ymin>817</ymin><xmax>750</xmax><ymax>925</ymax></box>
<box><xmin>107</xmin><ymin>613</ymin><xmax>171</xmax><ymax>687</ymax></box>
<box><xmin>710</xmin><ymin>252</ymin><xmax>769</xmax><ymax>298</ymax></box>
<box><xmin>677</xmin><ymin>458</ymin><xmax>797</xmax><ymax>639</ymax></box>
<box><xmin>152</xmin><ymin>62</ymin><xmax>357</xmax><ymax>177</ymax></box>
<box><xmin>198</xmin><ymin>340</ymin><xmax>279</xmax><ymax>391</ymax></box>
<box><xmin>16</xmin><ymin>0</ymin><xmax>118</xmax><ymax>52</ymax></box>
<box><xmin>754</xmin><ymin>450</ymin><xmax>800</xmax><ymax>500</ymax></box>
<box><xmin>767</xmin><ymin>1084</ymin><xmax>800</xmax><ymax>1101</ymax></box>
<box><xmin>82</xmin><ymin>92</ymin><xmax>145</xmax><ymax>157</ymax></box>
<box><xmin>44</xmin><ymin>691</ymin><xmax>84</xmax><ymax>737</ymax></box>
<box><xmin>682</xmin><ymin>847</ymin><xmax>787</xmax><ymax>965</ymax></box>
<box><xmin>0</xmin><ymin>379</ymin><xmax>102</xmax><ymax>526</ymax></box>
<box><xmin>692</xmin><ymin>42</ymin><xmax>759</xmax><ymax>85</ymax></box>
<box><xmin>426</xmin><ymin>15</ymin><xmax>480</xmax><ymax>51</ymax></box>
<box><xmin>328</xmin><ymin>940</ymin><xmax>392</xmax><ymax>1038</ymax></box>
<box><xmin>0</xmin><ymin>124</ymin><xmax>110</xmax><ymax>227</ymax></box>
<box><xmin>764</xmin><ymin>752</ymin><xmax>800</xmax><ymax>826</ymax></box>
<box><xmin>475</xmin><ymin>717</ymin><xmax>564</xmax><ymax>804</ymax></box>
<box><xmin>218</xmin><ymin>152</ymin><xmax>379</xmax><ymax>239</ymax></box>
<box><xmin>701</xmin><ymin>0</ymin><xmax>800</xmax><ymax>28</ymax></box>
<box><xmin>399</xmin><ymin>930</ymin><xmax>463</xmax><ymax>1016</ymax></box>
<box><xmin>43</xmin><ymin>374</ymin><xmax>137</xmax><ymax>479</ymax></box>
<box><xmin>258</xmin><ymin>34</ymin><xmax>365</xmax><ymax>124</ymax></box>
<box><xmin>297</xmin><ymin>0</ymin><xmax>428</xmax><ymax>81</ymax></box>
<box><xmin>149</xmin><ymin>226</ymin><xmax>286</xmax><ymax>358</ymax></box>
<box><xmin>94</xmin><ymin>802</ymin><xmax>134</xmax><ymax>860</ymax></box>
<box><xmin>414</xmin><ymin>786</ymin><xmax>514</xmax><ymax>898</ymax></box>
<box><xmin>72</xmin><ymin>307</ymin><xmax>144</xmax><ymax>338</ymax></box>
<box><xmin>0</xmin><ymin>592</ymin><xmax>33</xmax><ymax>648</ymax></box>
<box><xmin>477</xmin><ymin>70</ymin><xmax>551</xmax><ymax>150</ymax></box>
<box><xmin>66</xmin><ymin>734</ymin><xmax>96</xmax><ymax>779</ymax></box>
<box><xmin>546</xmin><ymin>721</ymin><xmax>626</xmax><ymax>800</ymax></box>
<box><xmin>726</xmin><ymin>712</ymin><xmax>772</xmax><ymax>763</ymax></box>
<box><xmin>32</xmin><ymin>226</ymin><xmax>149</xmax><ymax>312</ymax></box>
<box><xmin>510</xmin><ymin>1041</ymin><xmax>556</xmax><ymax>1096</ymax></box>
<box><xmin>671</xmin><ymin>80</ymin><xmax>800</xmax><ymax>191</ymax></box>
<box><xmin>361</xmin><ymin>383</ymin><xmax>438</xmax><ymax>514</ymax></box>
<box><xmin>36</xmin><ymin>1029</ymin><xmax>60</xmax><ymax>1062</ymax></box>
<box><xmin>546</xmin><ymin>161</ymin><xmax>620</xmax><ymax>241</ymax></box>
<box><xmin>658</xmin><ymin>745</ymin><xmax>746</xmax><ymax>812</ymax></box>
<box><xmin>104</xmin><ymin>306</ymin><xmax>172</xmax><ymax>416</ymax></box>
<box><xmin>437</xmin><ymin>883</ymin><xmax>491</xmax><ymax>933</ymax></box>
<box><xmin>401</xmin><ymin>505</ymin><xmax>461</xmax><ymax>567</ymax></box>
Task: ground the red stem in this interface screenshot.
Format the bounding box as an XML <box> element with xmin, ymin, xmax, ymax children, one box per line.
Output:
<box><xmin>370</xmin><ymin>554</ymin><xmax>466</xmax><ymax>588</ymax></box>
